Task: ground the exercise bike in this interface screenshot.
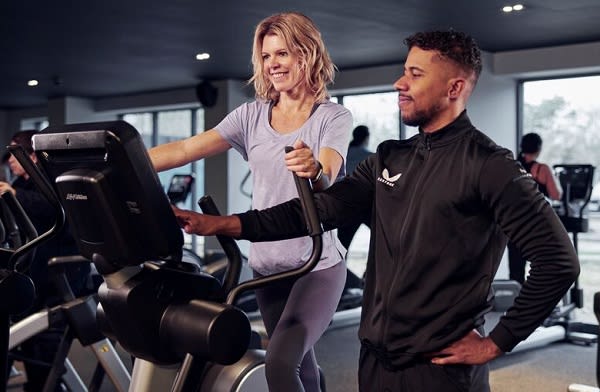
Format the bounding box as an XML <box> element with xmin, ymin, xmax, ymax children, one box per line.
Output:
<box><xmin>15</xmin><ymin>120</ymin><xmax>327</xmax><ymax>391</ymax></box>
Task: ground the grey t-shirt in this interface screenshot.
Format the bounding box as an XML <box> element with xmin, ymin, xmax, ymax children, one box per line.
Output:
<box><xmin>215</xmin><ymin>99</ymin><xmax>352</xmax><ymax>275</ymax></box>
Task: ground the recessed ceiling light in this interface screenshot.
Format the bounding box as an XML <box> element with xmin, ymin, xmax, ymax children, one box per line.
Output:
<box><xmin>196</xmin><ymin>53</ymin><xmax>210</xmax><ymax>61</ymax></box>
<box><xmin>503</xmin><ymin>4</ymin><xmax>525</xmax><ymax>12</ymax></box>
<box><xmin>27</xmin><ymin>79</ymin><xmax>38</xmax><ymax>87</ymax></box>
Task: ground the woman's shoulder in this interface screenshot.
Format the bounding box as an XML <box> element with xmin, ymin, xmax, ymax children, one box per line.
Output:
<box><xmin>531</xmin><ymin>161</ymin><xmax>555</xmax><ymax>181</ymax></box>
<box><xmin>533</xmin><ymin>161</ymin><xmax>553</xmax><ymax>173</ymax></box>
<box><xmin>224</xmin><ymin>100</ymin><xmax>270</xmax><ymax>121</ymax></box>
<box><xmin>319</xmin><ymin>100</ymin><xmax>350</xmax><ymax>114</ymax></box>
<box><xmin>316</xmin><ymin>101</ymin><xmax>353</xmax><ymax>127</ymax></box>
<box><xmin>235</xmin><ymin>99</ymin><xmax>269</xmax><ymax>111</ymax></box>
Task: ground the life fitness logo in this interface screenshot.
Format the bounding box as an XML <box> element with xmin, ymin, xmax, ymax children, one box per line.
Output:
<box><xmin>65</xmin><ymin>193</ymin><xmax>88</xmax><ymax>201</ymax></box>
<box><xmin>377</xmin><ymin>168</ymin><xmax>402</xmax><ymax>187</ymax></box>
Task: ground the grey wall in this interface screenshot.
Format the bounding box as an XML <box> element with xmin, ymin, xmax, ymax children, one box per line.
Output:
<box><xmin>469</xmin><ymin>51</ymin><xmax>518</xmax><ymax>153</ymax></box>
<box><xmin>493</xmin><ymin>41</ymin><xmax>600</xmax><ymax>78</ymax></box>
<box><xmin>1</xmin><ymin>106</ymin><xmax>46</xmax><ymax>148</ymax></box>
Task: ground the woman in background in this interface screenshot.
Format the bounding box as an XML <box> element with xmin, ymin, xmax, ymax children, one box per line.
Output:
<box><xmin>508</xmin><ymin>132</ymin><xmax>562</xmax><ymax>284</ymax></box>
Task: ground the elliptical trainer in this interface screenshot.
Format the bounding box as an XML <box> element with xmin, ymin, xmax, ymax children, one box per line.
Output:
<box><xmin>16</xmin><ymin>120</ymin><xmax>327</xmax><ymax>392</ymax></box>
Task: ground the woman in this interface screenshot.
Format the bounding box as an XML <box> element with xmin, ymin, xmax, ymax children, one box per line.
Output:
<box><xmin>517</xmin><ymin>132</ymin><xmax>561</xmax><ymax>201</ymax></box>
<box><xmin>150</xmin><ymin>12</ymin><xmax>352</xmax><ymax>391</ymax></box>
<box><xmin>508</xmin><ymin>132</ymin><xmax>562</xmax><ymax>284</ymax></box>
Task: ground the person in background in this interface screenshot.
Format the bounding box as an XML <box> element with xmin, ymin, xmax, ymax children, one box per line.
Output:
<box><xmin>346</xmin><ymin>125</ymin><xmax>372</xmax><ymax>176</ymax></box>
<box><xmin>149</xmin><ymin>12</ymin><xmax>352</xmax><ymax>392</ymax></box>
<box><xmin>170</xmin><ymin>30</ymin><xmax>579</xmax><ymax>391</ymax></box>
<box><xmin>337</xmin><ymin>125</ymin><xmax>373</xmax><ymax>298</ymax></box>
<box><xmin>1</xmin><ymin>130</ymin><xmax>87</xmax><ymax>392</ymax></box>
<box><xmin>508</xmin><ymin>132</ymin><xmax>562</xmax><ymax>284</ymax></box>
<box><xmin>337</xmin><ymin>125</ymin><xmax>372</xmax><ymax>250</ymax></box>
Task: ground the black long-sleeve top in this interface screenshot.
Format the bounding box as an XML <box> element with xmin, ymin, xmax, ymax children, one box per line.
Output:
<box><xmin>236</xmin><ymin>111</ymin><xmax>579</xmax><ymax>368</ymax></box>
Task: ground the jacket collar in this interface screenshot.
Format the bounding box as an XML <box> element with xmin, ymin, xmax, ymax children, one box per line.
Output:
<box><xmin>418</xmin><ymin>110</ymin><xmax>473</xmax><ymax>148</ymax></box>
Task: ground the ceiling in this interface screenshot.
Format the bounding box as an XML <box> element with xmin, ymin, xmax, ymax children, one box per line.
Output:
<box><xmin>2</xmin><ymin>0</ymin><xmax>600</xmax><ymax>110</ymax></box>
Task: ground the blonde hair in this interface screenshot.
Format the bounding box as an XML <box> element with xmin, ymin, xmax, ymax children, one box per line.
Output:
<box><xmin>249</xmin><ymin>12</ymin><xmax>335</xmax><ymax>102</ymax></box>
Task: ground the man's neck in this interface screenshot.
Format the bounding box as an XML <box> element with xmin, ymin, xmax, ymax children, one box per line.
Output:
<box><xmin>422</xmin><ymin>107</ymin><xmax>465</xmax><ymax>133</ymax></box>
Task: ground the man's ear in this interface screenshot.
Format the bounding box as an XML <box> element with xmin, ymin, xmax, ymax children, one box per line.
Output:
<box><xmin>448</xmin><ymin>78</ymin><xmax>466</xmax><ymax>100</ymax></box>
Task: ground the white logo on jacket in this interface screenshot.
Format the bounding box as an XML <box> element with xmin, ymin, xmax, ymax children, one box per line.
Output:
<box><xmin>377</xmin><ymin>168</ymin><xmax>402</xmax><ymax>187</ymax></box>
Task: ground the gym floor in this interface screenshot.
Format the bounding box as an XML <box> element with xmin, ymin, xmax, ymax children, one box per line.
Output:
<box><xmin>316</xmin><ymin>324</ymin><xmax>598</xmax><ymax>392</ymax></box>
<box><xmin>7</xmin><ymin>319</ymin><xmax>598</xmax><ymax>391</ymax></box>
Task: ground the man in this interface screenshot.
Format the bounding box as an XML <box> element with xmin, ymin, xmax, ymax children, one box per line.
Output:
<box><xmin>173</xmin><ymin>30</ymin><xmax>579</xmax><ymax>391</ymax></box>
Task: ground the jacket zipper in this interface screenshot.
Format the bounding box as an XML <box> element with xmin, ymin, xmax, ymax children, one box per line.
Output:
<box><xmin>380</xmin><ymin>134</ymin><xmax>432</xmax><ymax>348</ymax></box>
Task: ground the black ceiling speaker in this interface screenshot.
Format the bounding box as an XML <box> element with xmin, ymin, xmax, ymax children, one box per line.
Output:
<box><xmin>195</xmin><ymin>81</ymin><xmax>218</xmax><ymax>108</ymax></box>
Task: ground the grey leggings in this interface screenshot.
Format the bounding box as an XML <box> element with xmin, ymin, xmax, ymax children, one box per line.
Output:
<box><xmin>254</xmin><ymin>261</ymin><xmax>346</xmax><ymax>392</ymax></box>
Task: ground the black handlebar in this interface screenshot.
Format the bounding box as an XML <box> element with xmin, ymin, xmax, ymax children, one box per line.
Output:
<box><xmin>0</xmin><ymin>197</ymin><xmax>22</xmax><ymax>250</ymax></box>
<box><xmin>6</xmin><ymin>145</ymin><xmax>65</xmax><ymax>271</ymax></box>
<box><xmin>1</xmin><ymin>191</ymin><xmax>39</xmax><ymax>271</ymax></box>
<box><xmin>285</xmin><ymin>146</ymin><xmax>324</xmax><ymax>237</ymax></box>
<box><xmin>7</xmin><ymin>145</ymin><xmax>63</xmax><ymax>213</ymax></box>
<box><xmin>223</xmin><ymin>147</ymin><xmax>323</xmax><ymax>306</ymax></box>
<box><xmin>198</xmin><ymin>196</ymin><xmax>242</xmax><ymax>298</ymax></box>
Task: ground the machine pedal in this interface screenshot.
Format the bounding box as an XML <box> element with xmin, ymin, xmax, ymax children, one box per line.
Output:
<box><xmin>568</xmin><ymin>331</ymin><xmax>598</xmax><ymax>345</ymax></box>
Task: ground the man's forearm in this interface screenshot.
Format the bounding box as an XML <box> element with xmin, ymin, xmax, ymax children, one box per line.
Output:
<box><xmin>212</xmin><ymin>215</ymin><xmax>242</xmax><ymax>237</ymax></box>
<box><xmin>236</xmin><ymin>199</ymin><xmax>308</xmax><ymax>242</ymax></box>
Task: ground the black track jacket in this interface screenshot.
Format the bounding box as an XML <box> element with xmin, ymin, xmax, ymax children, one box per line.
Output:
<box><xmin>237</xmin><ymin>111</ymin><xmax>579</xmax><ymax>369</ymax></box>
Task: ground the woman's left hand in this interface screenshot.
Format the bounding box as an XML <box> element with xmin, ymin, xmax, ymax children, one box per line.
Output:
<box><xmin>284</xmin><ymin>139</ymin><xmax>320</xmax><ymax>180</ymax></box>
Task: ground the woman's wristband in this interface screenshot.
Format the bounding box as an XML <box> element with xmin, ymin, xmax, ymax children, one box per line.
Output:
<box><xmin>311</xmin><ymin>161</ymin><xmax>323</xmax><ymax>183</ymax></box>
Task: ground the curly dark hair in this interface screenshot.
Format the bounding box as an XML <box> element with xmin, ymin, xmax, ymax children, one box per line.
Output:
<box><xmin>404</xmin><ymin>30</ymin><xmax>482</xmax><ymax>82</ymax></box>
<box><xmin>11</xmin><ymin>129</ymin><xmax>37</xmax><ymax>154</ymax></box>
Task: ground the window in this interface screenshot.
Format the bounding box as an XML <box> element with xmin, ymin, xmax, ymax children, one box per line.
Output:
<box><xmin>403</xmin><ymin>124</ymin><xmax>419</xmax><ymax>139</ymax></box>
<box><xmin>335</xmin><ymin>91</ymin><xmax>401</xmax><ymax>280</ymax></box>
<box><xmin>121</xmin><ymin>108</ymin><xmax>205</xmax><ymax>257</ymax></box>
<box><xmin>523</xmin><ymin>75</ymin><xmax>600</xmax><ymax>323</ymax></box>
<box><xmin>122</xmin><ymin>113</ymin><xmax>153</xmax><ymax>147</ymax></box>
<box><xmin>341</xmin><ymin>92</ymin><xmax>400</xmax><ymax>150</ymax></box>
<box><xmin>20</xmin><ymin>118</ymin><xmax>49</xmax><ymax>131</ymax></box>
<box><xmin>157</xmin><ymin>110</ymin><xmax>194</xmax><ymax>194</ymax></box>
